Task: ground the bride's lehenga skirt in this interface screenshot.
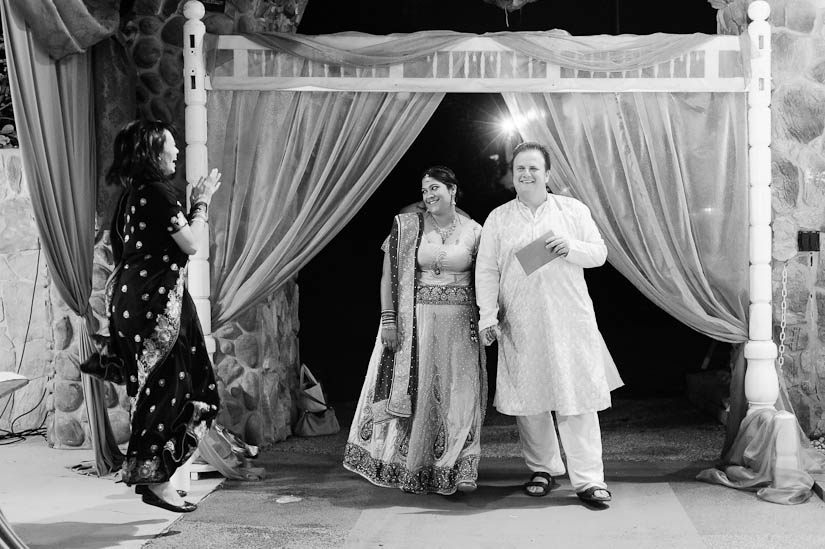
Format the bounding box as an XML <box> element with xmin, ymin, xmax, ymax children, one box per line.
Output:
<box><xmin>343</xmin><ymin>285</ymin><xmax>487</xmax><ymax>495</ymax></box>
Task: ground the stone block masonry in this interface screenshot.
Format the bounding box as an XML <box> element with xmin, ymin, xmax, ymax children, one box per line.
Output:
<box><xmin>0</xmin><ymin>151</ymin><xmax>50</xmax><ymax>434</ymax></box>
<box><xmin>0</xmin><ymin>150</ymin><xmax>130</xmax><ymax>446</ymax></box>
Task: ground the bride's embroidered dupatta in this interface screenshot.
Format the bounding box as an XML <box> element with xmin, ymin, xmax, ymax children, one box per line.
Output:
<box><xmin>372</xmin><ymin>213</ymin><xmax>424</xmax><ymax>423</ymax></box>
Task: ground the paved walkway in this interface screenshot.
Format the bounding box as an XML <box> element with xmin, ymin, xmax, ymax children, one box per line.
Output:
<box><xmin>0</xmin><ymin>438</ymin><xmax>220</xmax><ymax>549</ymax></box>
<box><xmin>145</xmin><ymin>451</ymin><xmax>825</xmax><ymax>549</ymax></box>
<box><xmin>1</xmin><ymin>398</ymin><xmax>823</xmax><ymax>548</ymax></box>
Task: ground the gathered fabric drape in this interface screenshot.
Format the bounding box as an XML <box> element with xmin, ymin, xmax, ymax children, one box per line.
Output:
<box><xmin>1</xmin><ymin>0</ymin><xmax>122</xmax><ymax>476</ymax></box>
<box><xmin>207</xmin><ymin>90</ymin><xmax>444</xmax><ymax>327</ymax></box>
<box><xmin>503</xmin><ymin>92</ymin><xmax>750</xmax><ymax>341</ymax></box>
<box><xmin>9</xmin><ymin>0</ymin><xmax>118</xmax><ymax>61</ymax></box>
<box><xmin>219</xmin><ymin>30</ymin><xmax>726</xmax><ymax>76</ymax></box>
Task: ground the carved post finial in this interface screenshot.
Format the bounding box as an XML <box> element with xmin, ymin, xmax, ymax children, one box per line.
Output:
<box><xmin>183</xmin><ymin>1</ymin><xmax>206</xmax><ymax>21</ymax></box>
<box><xmin>747</xmin><ymin>0</ymin><xmax>770</xmax><ymax>22</ymax></box>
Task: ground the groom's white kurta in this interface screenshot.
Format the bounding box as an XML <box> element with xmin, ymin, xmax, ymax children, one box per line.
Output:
<box><xmin>475</xmin><ymin>194</ymin><xmax>623</xmax><ymax>416</ymax></box>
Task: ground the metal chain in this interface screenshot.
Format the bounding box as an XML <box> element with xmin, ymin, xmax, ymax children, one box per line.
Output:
<box><xmin>777</xmin><ymin>261</ymin><xmax>788</xmax><ymax>372</ymax></box>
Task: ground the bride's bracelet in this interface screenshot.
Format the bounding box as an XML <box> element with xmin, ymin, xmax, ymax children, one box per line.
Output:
<box><xmin>380</xmin><ymin>309</ymin><xmax>396</xmax><ymax>326</ymax></box>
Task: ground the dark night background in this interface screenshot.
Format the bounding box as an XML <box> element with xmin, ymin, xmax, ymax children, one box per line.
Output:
<box><xmin>295</xmin><ymin>0</ymin><xmax>732</xmax><ymax>404</ymax></box>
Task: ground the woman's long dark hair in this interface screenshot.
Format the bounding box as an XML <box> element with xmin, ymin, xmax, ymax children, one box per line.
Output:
<box><xmin>106</xmin><ymin>119</ymin><xmax>176</xmax><ymax>188</ymax></box>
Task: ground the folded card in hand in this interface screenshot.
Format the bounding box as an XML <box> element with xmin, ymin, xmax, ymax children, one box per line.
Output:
<box><xmin>515</xmin><ymin>231</ymin><xmax>559</xmax><ymax>275</ymax></box>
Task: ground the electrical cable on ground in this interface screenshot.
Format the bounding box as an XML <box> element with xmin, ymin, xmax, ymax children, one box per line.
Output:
<box><xmin>0</xmin><ymin>244</ymin><xmax>46</xmax><ymax>444</ymax></box>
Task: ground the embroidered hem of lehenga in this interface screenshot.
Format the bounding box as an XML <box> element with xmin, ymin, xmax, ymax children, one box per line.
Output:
<box><xmin>343</xmin><ymin>442</ymin><xmax>479</xmax><ymax>495</ymax></box>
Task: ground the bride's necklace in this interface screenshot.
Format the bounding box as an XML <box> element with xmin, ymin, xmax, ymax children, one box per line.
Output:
<box><xmin>429</xmin><ymin>212</ymin><xmax>458</xmax><ymax>244</ymax></box>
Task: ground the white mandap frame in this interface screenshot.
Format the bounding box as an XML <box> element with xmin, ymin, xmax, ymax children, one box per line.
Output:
<box><xmin>181</xmin><ymin>1</ymin><xmax>779</xmax><ymax>415</ymax></box>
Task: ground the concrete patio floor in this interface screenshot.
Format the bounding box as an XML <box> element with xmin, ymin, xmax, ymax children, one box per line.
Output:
<box><xmin>1</xmin><ymin>397</ymin><xmax>823</xmax><ymax>549</ymax></box>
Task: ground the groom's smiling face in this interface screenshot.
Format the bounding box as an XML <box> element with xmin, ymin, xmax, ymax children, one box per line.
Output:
<box><xmin>513</xmin><ymin>149</ymin><xmax>550</xmax><ymax>198</ymax></box>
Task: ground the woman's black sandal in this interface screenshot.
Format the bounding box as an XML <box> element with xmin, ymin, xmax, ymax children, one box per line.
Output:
<box><xmin>576</xmin><ymin>486</ymin><xmax>612</xmax><ymax>504</ymax></box>
<box><xmin>135</xmin><ymin>485</ymin><xmax>187</xmax><ymax>498</ymax></box>
<box><xmin>141</xmin><ymin>489</ymin><xmax>197</xmax><ymax>513</ymax></box>
<box><xmin>524</xmin><ymin>471</ymin><xmax>554</xmax><ymax>497</ymax></box>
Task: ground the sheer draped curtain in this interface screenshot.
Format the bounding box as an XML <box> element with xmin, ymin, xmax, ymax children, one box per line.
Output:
<box><xmin>503</xmin><ymin>92</ymin><xmax>751</xmax><ymax>447</ymax></box>
<box><xmin>1</xmin><ymin>0</ymin><xmax>122</xmax><ymax>476</ymax></box>
<box><xmin>207</xmin><ymin>90</ymin><xmax>443</xmax><ymax>327</ymax></box>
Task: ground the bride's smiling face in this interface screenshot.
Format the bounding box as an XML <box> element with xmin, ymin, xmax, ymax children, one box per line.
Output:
<box><xmin>421</xmin><ymin>176</ymin><xmax>454</xmax><ymax>215</ymax></box>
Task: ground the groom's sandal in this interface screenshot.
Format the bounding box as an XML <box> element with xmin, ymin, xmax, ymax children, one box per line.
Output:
<box><xmin>576</xmin><ymin>486</ymin><xmax>612</xmax><ymax>504</ymax></box>
<box><xmin>524</xmin><ymin>472</ymin><xmax>555</xmax><ymax>497</ymax></box>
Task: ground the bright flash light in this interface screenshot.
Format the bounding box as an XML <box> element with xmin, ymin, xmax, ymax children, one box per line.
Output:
<box><xmin>500</xmin><ymin>118</ymin><xmax>517</xmax><ymax>135</ymax></box>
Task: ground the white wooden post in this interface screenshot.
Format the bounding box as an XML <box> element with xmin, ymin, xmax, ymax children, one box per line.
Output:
<box><xmin>743</xmin><ymin>0</ymin><xmax>778</xmax><ymax>411</ymax></box>
<box><xmin>183</xmin><ymin>1</ymin><xmax>215</xmax><ymax>355</ymax></box>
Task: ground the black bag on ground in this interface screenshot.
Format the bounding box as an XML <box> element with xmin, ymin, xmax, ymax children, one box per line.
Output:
<box><xmin>79</xmin><ymin>335</ymin><xmax>126</xmax><ymax>385</ymax></box>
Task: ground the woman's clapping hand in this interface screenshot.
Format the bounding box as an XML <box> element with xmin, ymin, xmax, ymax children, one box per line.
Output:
<box><xmin>190</xmin><ymin>168</ymin><xmax>222</xmax><ymax>205</ymax></box>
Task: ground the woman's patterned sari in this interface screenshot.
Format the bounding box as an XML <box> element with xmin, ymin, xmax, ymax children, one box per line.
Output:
<box><xmin>107</xmin><ymin>180</ymin><xmax>220</xmax><ymax>485</ymax></box>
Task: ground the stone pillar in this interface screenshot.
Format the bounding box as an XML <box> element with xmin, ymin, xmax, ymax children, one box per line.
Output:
<box><xmin>48</xmin><ymin>231</ymin><xmax>132</xmax><ymax>449</ymax></box>
<box><xmin>211</xmin><ymin>280</ymin><xmax>300</xmax><ymax>445</ymax></box>
<box><xmin>744</xmin><ymin>1</ymin><xmax>780</xmax><ymax>410</ymax></box>
<box><xmin>714</xmin><ymin>0</ymin><xmax>825</xmax><ymax>437</ymax></box>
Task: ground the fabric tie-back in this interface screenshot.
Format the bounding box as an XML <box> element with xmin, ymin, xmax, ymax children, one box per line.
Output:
<box><xmin>206</xmin><ymin>90</ymin><xmax>443</xmax><ymax>327</ymax></box>
<box><xmin>697</xmin><ymin>408</ymin><xmax>825</xmax><ymax>504</ymax></box>
<box><xmin>10</xmin><ymin>0</ymin><xmax>119</xmax><ymax>60</ymax></box>
<box><xmin>1</xmin><ymin>0</ymin><xmax>123</xmax><ymax>475</ymax></box>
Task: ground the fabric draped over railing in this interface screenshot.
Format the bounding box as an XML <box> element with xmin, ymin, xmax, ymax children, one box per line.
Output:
<box><xmin>206</xmin><ymin>30</ymin><xmax>747</xmax><ymax>93</ymax></box>
<box><xmin>215</xmin><ymin>30</ymin><xmax>727</xmax><ymax>71</ymax></box>
<box><xmin>1</xmin><ymin>0</ymin><xmax>123</xmax><ymax>478</ymax></box>
<box><xmin>206</xmin><ymin>90</ymin><xmax>444</xmax><ymax>327</ymax></box>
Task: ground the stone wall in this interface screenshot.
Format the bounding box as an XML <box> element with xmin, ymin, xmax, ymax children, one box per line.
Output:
<box><xmin>123</xmin><ymin>0</ymin><xmax>309</xmax><ymax>126</ymax></box>
<box><xmin>212</xmin><ymin>280</ymin><xmax>300</xmax><ymax>446</ymax></box>
<box><xmin>716</xmin><ymin>0</ymin><xmax>825</xmax><ymax>436</ymax></box>
<box><xmin>0</xmin><ymin>150</ymin><xmax>50</xmax><ymax>433</ymax></box>
<box><xmin>47</xmin><ymin>231</ymin><xmax>132</xmax><ymax>449</ymax></box>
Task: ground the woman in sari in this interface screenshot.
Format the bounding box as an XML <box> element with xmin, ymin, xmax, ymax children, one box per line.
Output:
<box><xmin>105</xmin><ymin>120</ymin><xmax>222</xmax><ymax>512</ymax></box>
<box><xmin>344</xmin><ymin>166</ymin><xmax>487</xmax><ymax>495</ymax></box>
